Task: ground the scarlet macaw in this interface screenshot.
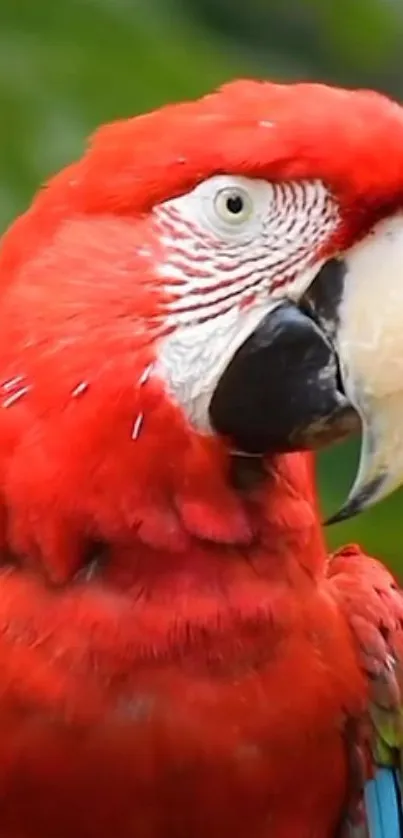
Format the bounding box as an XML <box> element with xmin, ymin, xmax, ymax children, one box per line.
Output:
<box><xmin>0</xmin><ymin>79</ymin><xmax>402</xmax><ymax>837</ymax></box>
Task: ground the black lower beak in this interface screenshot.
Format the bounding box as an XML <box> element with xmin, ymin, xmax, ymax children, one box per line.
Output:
<box><xmin>209</xmin><ymin>261</ymin><xmax>359</xmax><ymax>456</ymax></box>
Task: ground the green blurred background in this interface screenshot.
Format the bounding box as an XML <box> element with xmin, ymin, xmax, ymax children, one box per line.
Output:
<box><xmin>1</xmin><ymin>0</ymin><xmax>403</xmax><ymax>571</ymax></box>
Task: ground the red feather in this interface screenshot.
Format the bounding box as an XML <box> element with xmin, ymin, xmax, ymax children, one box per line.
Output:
<box><xmin>0</xmin><ymin>80</ymin><xmax>401</xmax><ymax>836</ymax></box>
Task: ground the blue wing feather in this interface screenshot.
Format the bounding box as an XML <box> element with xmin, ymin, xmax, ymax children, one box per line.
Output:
<box><xmin>365</xmin><ymin>768</ymin><xmax>401</xmax><ymax>838</ymax></box>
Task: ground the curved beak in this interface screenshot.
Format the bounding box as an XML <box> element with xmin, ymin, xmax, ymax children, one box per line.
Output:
<box><xmin>209</xmin><ymin>261</ymin><xmax>359</xmax><ymax>458</ymax></box>
<box><xmin>210</xmin><ymin>213</ymin><xmax>403</xmax><ymax>521</ymax></box>
<box><xmin>323</xmin><ymin>214</ymin><xmax>403</xmax><ymax>523</ymax></box>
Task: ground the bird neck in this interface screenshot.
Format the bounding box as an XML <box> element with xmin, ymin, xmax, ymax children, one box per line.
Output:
<box><xmin>0</xmin><ymin>360</ymin><xmax>327</xmax><ymax>587</ymax></box>
<box><xmin>84</xmin><ymin>446</ymin><xmax>328</xmax><ymax>593</ymax></box>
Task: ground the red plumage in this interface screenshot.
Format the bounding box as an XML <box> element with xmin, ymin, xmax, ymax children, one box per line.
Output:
<box><xmin>0</xmin><ymin>79</ymin><xmax>401</xmax><ymax>837</ymax></box>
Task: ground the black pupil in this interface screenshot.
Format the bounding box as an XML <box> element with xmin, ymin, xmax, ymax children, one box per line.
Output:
<box><xmin>226</xmin><ymin>194</ymin><xmax>244</xmax><ymax>214</ymax></box>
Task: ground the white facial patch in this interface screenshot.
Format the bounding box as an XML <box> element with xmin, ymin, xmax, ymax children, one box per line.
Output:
<box><xmin>153</xmin><ymin>175</ymin><xmax>339</xmax><ymax>430</ymax></box>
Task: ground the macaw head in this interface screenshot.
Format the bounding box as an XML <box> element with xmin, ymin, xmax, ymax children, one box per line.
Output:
<box><xmin>1</xmin><ymin>78</ymin><xmax>403</xmax><ymax>581</ymax></box>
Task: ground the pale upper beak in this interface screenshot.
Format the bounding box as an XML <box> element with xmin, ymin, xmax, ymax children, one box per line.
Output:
<box><xmin>323</xmin><ymin>212</ymin><xmax>403</xmax><ymax>522</ymax></box>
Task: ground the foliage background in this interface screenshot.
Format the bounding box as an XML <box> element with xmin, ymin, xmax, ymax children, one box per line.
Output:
<box><xmin>1</xmin><ymin>0</ymin><xmax>403</xmax><ymax>570</ymax></box>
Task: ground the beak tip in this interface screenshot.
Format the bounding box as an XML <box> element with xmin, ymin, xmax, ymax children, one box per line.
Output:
<box><xmin>324</xmin><ymin>473</ymin><xmax>386</xmax><ymax>527</ymax></box>
<box><xmin>325</xmin><ymin>503</ymin><xmax>360</xmax><ymax>527</ymax></box>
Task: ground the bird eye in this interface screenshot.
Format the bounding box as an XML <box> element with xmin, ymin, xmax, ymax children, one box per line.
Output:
<box><xmin>213</xmin><ymin>187</ymin><xmax>253</xmax><ymax>226</ymax></box>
